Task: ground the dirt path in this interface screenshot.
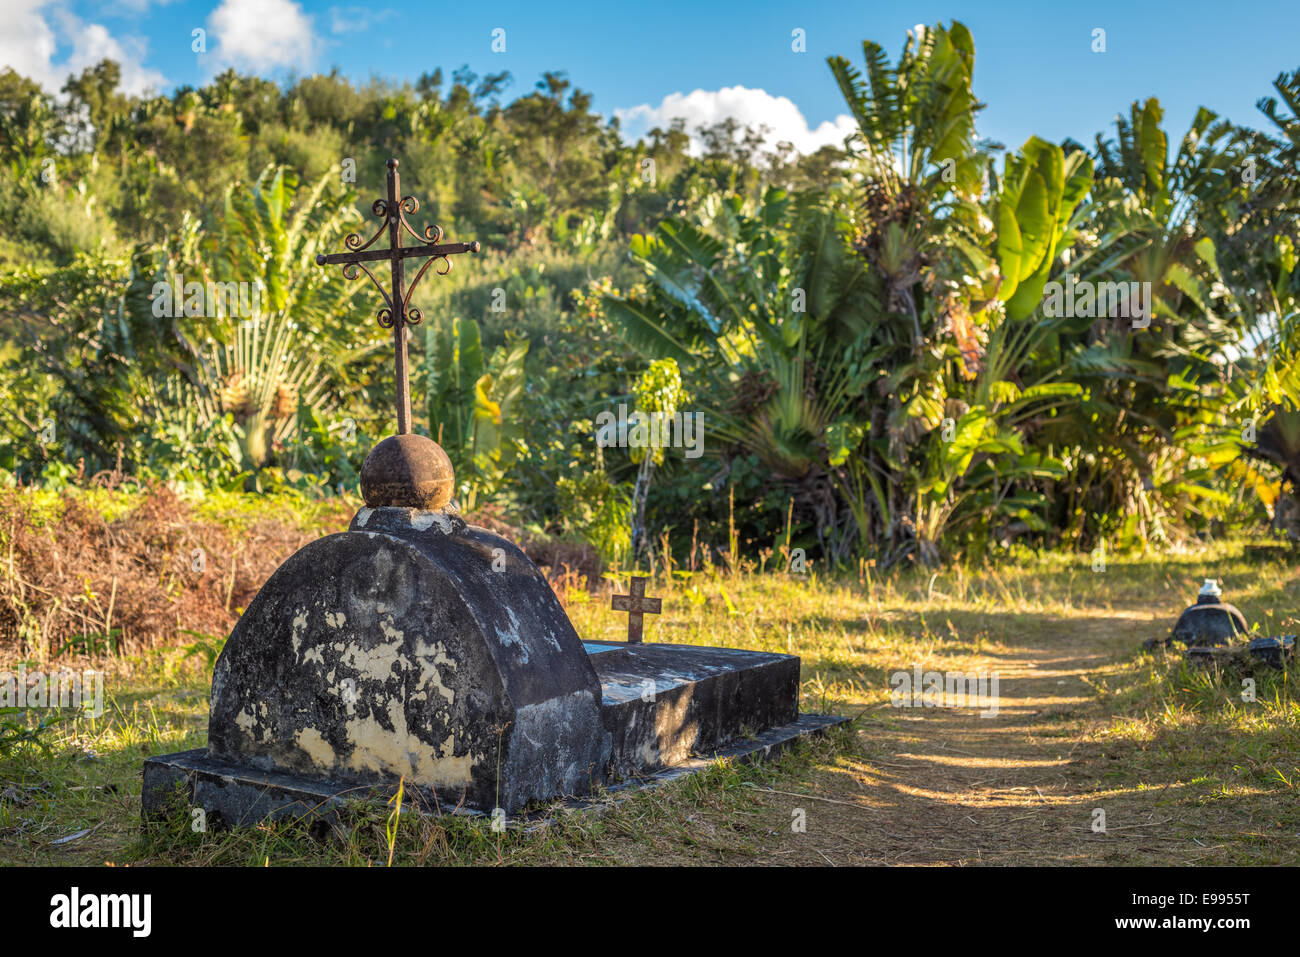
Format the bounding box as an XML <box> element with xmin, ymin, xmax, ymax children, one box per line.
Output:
<box><xmin>846</xmin><ymin>630</ymin><xmax>1126</xmax><ymax>864</ymax></box>
<box><xmin>705</xmin><ymin>608</ymin><xmax>1252</xmax><ymax>866</ymax></box>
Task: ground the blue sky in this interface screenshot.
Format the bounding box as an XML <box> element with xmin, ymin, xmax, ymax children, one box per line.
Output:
<box><xmin>7</xmin><ymin>0</ymin><xmax>1300</xmax><ymax>155</ymax></box>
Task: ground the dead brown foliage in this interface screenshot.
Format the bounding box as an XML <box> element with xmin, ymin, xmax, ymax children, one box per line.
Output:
<box><xmin>463</xmin><ymin>503</ymin><xmax>603</xmax><ymax>588</ymax></box>
<box><xmin>0</xmin><ymin>485</ymin><xmax>350</xmax><ymax>659</ymax></box>
<box><xmin>0</xmin><ymin>488</ymin><xmax>602</xmax><ymax>661</ymax></box>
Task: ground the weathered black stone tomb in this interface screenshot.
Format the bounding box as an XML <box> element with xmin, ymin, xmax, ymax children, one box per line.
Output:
<box><xmin>141</xmin><ymin>160</ymin><xmax>845</xmax><ymax>826</ymax></box>
<box><xmin>1143</xmin><ymin>578</ymin><xmax>1295</xmax><ymax>669</ymax></box>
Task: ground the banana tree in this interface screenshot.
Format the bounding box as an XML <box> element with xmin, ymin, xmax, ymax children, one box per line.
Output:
<box><xmin>1220</xmin><ymin>71</ymin><xmax>1300</xmax><ymax>528</ymax></box>
<box><xmin>426</xmin><ymin>316</ymin><xmax>530</xmax><ymax>511</ymax></box>
<box><xmin>994</xmin><ymin>137</ymin><xmax>1095</xmax><ymax>319</ymax></box>
<box><xmin>828</xmin><ymin>23</ymin><xmax>1091</xmax><ymax>562</ymax></box>
<box><xmin>828</xmin><ymin>20</ymin><xmax>990</xmax><ymax>346</ymax></box>
<box><xmin>1213</xmin><ymin>235</ymin><xmax>1300</xmax><ymax>531</ymax></box>
<box><xmin>604</xmin><ymin>186</ymin><xmax>886</xmax><ymax>560</ymax></box>
<box><xmin>871</xmin><ymin>137</ymin><xmax>1094</xmax><ymax>558</ymax></box>
<box><xmin>1038</xmin><ymin>100</ymin><xmax>1262</xmax><ymax>546</ymax></box>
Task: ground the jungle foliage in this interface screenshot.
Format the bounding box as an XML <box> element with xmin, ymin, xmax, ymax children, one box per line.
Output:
<box><xmin>1</xmin><ymin>24</ymin><xmax>1298</xmax><ymax>570</ymax></box>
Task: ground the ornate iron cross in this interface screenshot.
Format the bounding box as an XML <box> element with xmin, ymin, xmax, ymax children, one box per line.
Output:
<box><xmin>611</xmin><ymin>576</ymin><xmax>662</xmax><ymax>644</ymax></box>
<box><xmin>315</xmin><ymin>158</ymin><xmax>479</xmax><ymax>435</ymax></box>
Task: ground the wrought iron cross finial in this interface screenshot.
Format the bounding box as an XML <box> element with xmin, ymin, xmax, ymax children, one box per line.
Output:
<box><xmin>315</xmin><ymin>158</ymin><xmax>479</xmax><ymax>435</ymax></box>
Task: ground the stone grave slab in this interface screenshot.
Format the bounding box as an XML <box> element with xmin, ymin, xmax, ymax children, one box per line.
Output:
<box><xmin>588</xmin><ymin>642</ymin><xmax>800</xmax><ymax>774</ymax></box>
<box><xmin>142</xmin><ymin>505</ymin><xmax>848</xmax><ymax>825</ymax></box>
<box><xmin>147</xmin><ymin>506</ymin><xmax>606</xmax><ymax>817</ymax></box>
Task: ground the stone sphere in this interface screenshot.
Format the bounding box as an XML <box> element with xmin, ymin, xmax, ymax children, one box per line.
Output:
<box><xmin>360</xmin><ymin>433</ymin><xmax>455</xmax><ymax>509</ymax></box>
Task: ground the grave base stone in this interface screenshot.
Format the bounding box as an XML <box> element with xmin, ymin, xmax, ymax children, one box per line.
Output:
<box><xmin>1248</xmin><ymin>634</ymin><xmax>1295</xmax><ymax>669</ymax></box>
<box><xmin>144</xmin><ymin>503</ymin><xmax>847</xmax><ymax>826</ymax></box>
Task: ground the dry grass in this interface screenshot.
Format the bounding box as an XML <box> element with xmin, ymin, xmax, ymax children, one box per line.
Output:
<box><xmin>0</xmin><ymin>487</ymin><xmax>597</xmax><ymax>661</ymax></box>
<box><xmin>0</xmin><ymin>485</ymin><xmax>355</xmax><ymax>658</ymax></box>
<box><xmin>2</xmin><ymin>531</ymin><xmax>1298</xmax><ymax>866</ymax></box>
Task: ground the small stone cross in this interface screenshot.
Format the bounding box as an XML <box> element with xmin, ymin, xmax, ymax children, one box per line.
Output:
<box><xmin>611</xmin><ymin>576</ymin><xmax>661</xmax><ymax>644</ymax></box>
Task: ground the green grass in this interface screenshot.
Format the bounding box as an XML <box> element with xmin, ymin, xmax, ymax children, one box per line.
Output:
<box><xmin>2</xmin><ymin>540</ymin><xmax>1298</xmax><ymax>865</ymax></box>
<box><xmin>3</xmin><ymin>484</ymin><xmax>355</xmax><ymax>534</ymax></box>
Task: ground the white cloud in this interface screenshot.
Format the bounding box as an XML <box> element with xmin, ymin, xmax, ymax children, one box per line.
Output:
<box><xmin>55</xmin><ymin>15</ymin><xmax>167</xmax><ymax>95</ymax></box>
<box><xmin>0</xmin><ymin>0</ymin><xmax>60</xmax><ymax>90</ymax></box>
<box><xmin>209</xmin><ymin>0</ymin><xmax>317</xmax><ymax>71</ymax></box>
<box><xmin>0</xmin><ymin>0</ymin><xmax>165</xmax><ymax>96</ymax></box>
<box><xmin>615</xmin><ymin>85</ymin><xmax>856</xmax><ymax>156</ymax></box>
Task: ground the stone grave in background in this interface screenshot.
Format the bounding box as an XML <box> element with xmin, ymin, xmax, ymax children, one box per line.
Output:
<box><xmin>141</xmin><ymin>159</ymin><xmax>846</xmax><ymax>827</ymax></box>
<box><xmin>1143</xmin><ymin>578</ymin><xmax>1295</xmax><ymax>669</ymax></box>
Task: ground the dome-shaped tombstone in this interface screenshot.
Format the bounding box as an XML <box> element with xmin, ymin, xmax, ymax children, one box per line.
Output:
<box><xmin>1170</xmin><ymin>579</ymin><xmax>1248</xmax><ymax>648</ymax></box>
<box><xmin>207</xmin><ymin>506</ymin><xmax>611</xmax><ymax>813</ymax></box>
